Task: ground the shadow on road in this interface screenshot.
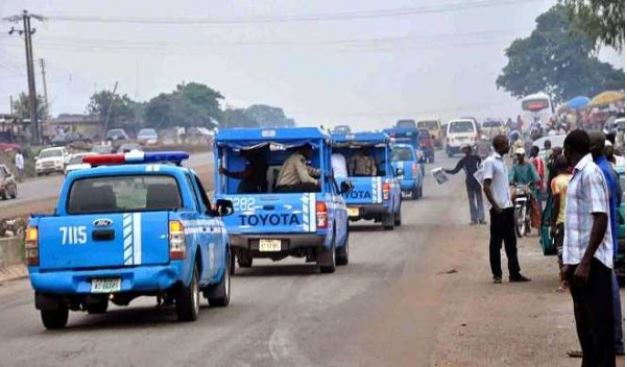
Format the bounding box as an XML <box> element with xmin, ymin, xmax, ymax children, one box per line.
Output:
<box><xmin>234</xmin><ymin>263</ymin><xmax>320</xmax><ymax>277</ymax></box>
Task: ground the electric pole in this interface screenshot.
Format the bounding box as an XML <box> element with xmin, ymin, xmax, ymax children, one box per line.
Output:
<box><xmin>40</xmin><ymin>58</ymin><xmax>49</xmax><ymax>123</ymax></box>
<box><xmin>4</xmin><ymin>10</ymin><xmax>45</xmax><ymax>145</ymax></box>
<box><xmin>9</xmin><ymin>96</ymin><xmax>13</xmax><ymax>115</ymax></box>
<box><xmin>103</xmin><ymin>81</ymin><xmax>119</xmax><ymax>134</ymax></box>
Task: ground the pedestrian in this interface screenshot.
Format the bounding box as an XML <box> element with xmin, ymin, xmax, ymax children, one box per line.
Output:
<box><xmin>219</xmin><ymin>147</ymin><xmax>268</xmax><ymax>194</ymax></box>
<box><xmin>590</xmin><ymin>132</ymin><xmax>624</xmax><ymax>356</ymax></box>
<box><xmin>562</xmin><ymin>130</ymin><xmax>615</xmax><ymax>366</ymax></box>
<box><xmin>546</xmin><ymin>146</ymin><xmax>563</xmax><ymax>188</ymax></box>
<box><xmin>549</xmin><ymin>155</ymin><xmax>571</xmax><ymax>292</ymax></box>
<box><xmin>529</xmin><ymin>146</ymin><xmax>545</xmax><ymax>205</ymax></box>
<box><xmin>482</xmin><ymin>135</ymin><xmax>530</xmax><ymax>284</ymax></box>
<box><xmin>14</xmin><ymin>150</ymin><xmax>24</xmax><ymax>182</ymax></box>
<box><xmin>444</xmin><ymin>144</ymin><xmax>485</xmax><ymax>225</ymax></box>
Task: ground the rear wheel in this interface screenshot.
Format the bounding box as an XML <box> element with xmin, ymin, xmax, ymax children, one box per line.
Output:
<box><xmin>41</xmin><ymin>307</ymin><xmax>69</xmax><ymax>330</ymax></box>
<box><xmin>515</xmin><ymin>207</ymin><xmax>525</xmax><ymax>238</ymax></box>
<box><xmin>9</xmin><ymin>185</ymin><xmax>17</xmax><ymax>199</ymax></box>
<box><xmin>237</xmin><ymin>253</ymin><xmax>253</xmax><ymax>268</ymax></box>
<box><xmin>176</xmin><ymin>265</ymin><xmax>200</xmax><ymax>322</ymax></box>
<box><xmin>383</xmin><ymin>212</ymin><xmax>395</xmax><ymax>230</ymax></box>
<box><xmin>319</xmin><ymin>231</ymin><xmax>336</xmax><ymax>273</ymax></box>
<box><xmin>335</xmin><ymin>224</ymin><xmax>349</xmax><ymax>266</ymax></box>
<box><xmin>205</xmin><ymin>250</ymin><xmax>231</xmax><ymax>307</ymax></box>
<box><xmin>394</xmin><ymin>205</ymin><xmax>402</xmax><ymax>226</ymax></box>
<box><xmin>411</xmin><ymin>186</ymin><xmax>418</xmax><ymax>200</ymax></box>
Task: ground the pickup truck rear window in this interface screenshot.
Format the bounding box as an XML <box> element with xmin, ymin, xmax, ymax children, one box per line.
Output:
<box><xmin>67</xmin><ymin>175</ymin><xmax>182</xmax><ymax>214</ymax></box>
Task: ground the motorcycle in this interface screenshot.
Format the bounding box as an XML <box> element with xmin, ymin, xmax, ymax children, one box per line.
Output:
<box><xmin>513</xmin><ymin>183</ymin><xmax>533</xmax><ymax>238</ymax></box>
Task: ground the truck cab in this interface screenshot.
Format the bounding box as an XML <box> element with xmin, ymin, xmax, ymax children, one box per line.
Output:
<box><xmin>27</xmin><ymin>151</ymin><xmax>233</xmax><ymax>329</ymax></box>
<box><xmin>332</xmin><ymin>132</ymin><xmax>402</xmax><ymax>230</ymax></box>
<box><xmin>391</xmin><ymin>143</ymin><xmax>423</xmax><ymax>200</ymax></box>
<box><xmin>214</xmin><ymin>127</ymin><xmax>350</xmax><ymax>274</ymax></box>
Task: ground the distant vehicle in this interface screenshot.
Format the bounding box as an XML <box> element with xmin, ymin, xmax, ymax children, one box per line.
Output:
<box><xmin>137</xmin><ymin>128</ymin><xmax>159</xmax><ymax>145</ymax></box>
<box><xmin>91</xmin><ymin>144</ymin><xmax>114</xmax><ymax>154</ymax></box>
<box><xmin>51</xmin><ymin>132</ymin><xmax>90</xmax><ymax>146</ymax></box>
<box><xmin>0</xmin><ymin>164</ymin><xmax>17</xmax><ymax>200</ymax></box>
<box><xmin>64</xmin><ymin>153</ymin><xmax>95</xmax><ymax>175</ymax></box>
<box><xmin>35</xmin><ymin>147</ymin><xmax>70</xmax><ymax>176</ymax></box>
<box><xmin>391</xmin><ymin>144</ymin><xmax>423</xmax><ymax>199</ymax></box>
<box><xmin>332</xmin><ymin>125</ymin><xmax>351</xmax><ymax>134</ymax></box>
<box><xmin>105</xmin><ymin>128</ymin><xmax>130</xmax><ymax>142</ymax></box>
<box><xmin>396</xmin><ymin>119</ymin><xmax>416</xmax><ymax>129</ymax></box>
<box><xmin>417</xmin><ymin>128</ymin><xmax>435</xmax><ymax>163</ymax></box>
<box><xmin>118</xmin><ymin>143</ymin><xmax>143</xmax><ymax>153</ymax></box>
<box><xmin>416</xmin><ymin>120</ymin><xmax>442</xmax><ymax>149</ymax></box>
<box><xmin>482</xmin><ymin>120</ymin><xmax>505</xmax><ymax>138</ymax></box>
<box><xmin>532</xmin><ymin>134</ymin><xmax>567</xmax><ymax>158</ymax></box>
<box><xmin>27</xmin><ymin>151</ymin><xmax>234</xmax><ymax>329</ymax></box>
<box><xmin>521</xmin><ymin>92</ymin><xmax>554</xmax><ymax>128</ymax></box>
<box><xmin>446</xmin><ymin>119</ymin><xmax>479</xmax><ymax>157</ymax></box>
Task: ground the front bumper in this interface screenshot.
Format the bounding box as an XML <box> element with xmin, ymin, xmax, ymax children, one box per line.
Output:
<box><xmin>29</xmin><ymin>264</ymin><xmax>183</xmax><ymax>294</ymax></box>
<box><xmin>36</xmin><ymin>166</ymin><xmax>63</xmax><ymax>174</ymax></box>
<box><xmin>229</xmin><ymin>233</ymin><xmax>325</xmax><ymax>251</ymax></box>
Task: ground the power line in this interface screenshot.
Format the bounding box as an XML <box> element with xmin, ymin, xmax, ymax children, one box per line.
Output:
<box><xmin>45</xmin><ymin>0</ymin><xmax>542</xmax><ymax>25</ymax></box>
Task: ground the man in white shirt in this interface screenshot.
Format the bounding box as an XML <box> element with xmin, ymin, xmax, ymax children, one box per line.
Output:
<box><xmin>14</xmin><ymin>150</ymin><xmax>24</xmax><ymax>181</ymax></box>
<box><xmin>331</xmin><ymin>153</ymin><xmax>348</xmax><ymax>178</ymax></box>
<box><xmin>482</xmin><ymin>135</ymin><xmax>530</xmax><ymax>284</ymax></box>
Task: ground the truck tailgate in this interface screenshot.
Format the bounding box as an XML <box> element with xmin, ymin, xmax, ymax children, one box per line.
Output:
<box><xmin>341</xmin><ymin>177</ymin><xmax>383</xmax><ymax>205</ymax></box>
<box><xmin>38</xmin><ymin>212</ymin><xmax>170</xmax><ymax>271</ymax></box>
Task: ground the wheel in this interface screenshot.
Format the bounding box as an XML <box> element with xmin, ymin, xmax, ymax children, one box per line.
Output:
<box><xmin>417</xmin><ymin>185</ymin><xmax>423</xmax><ymax>199</ymax></box>
<box><xmin>175</xmin><ymin>265</ymin><xmax>200</xmax><ymax>322</ymax></box>
<box><xmin>237</xmin><ymin>253</ymin><xmax>253</xmax><ymax>268</ymax></box>
<box><xmin>335</xmin><ymin>224</ymin><xmax>349</xmax><ymax>266</ymax></box>
<box><xmin>41</xmin><ymin>308</ymin><xmax>69</xmax><ymax>330</ymax></box>
<box><xmin>411</xmin><ymin>186</ymin><xmax>418</xmax><ymax>200</ymax></box>
<box><xmin>0</xmin><ymin>191</ymin><xmax>6</xmax><ymax>200</ymax></box>
<box><xmin>86</xmin><ymin>299</ymin><xmax>108</xmax><ymax>314</ymax></box>
<box><xmin>394</xmin><ymin>205</ymin><xmax>402</xmax><ymax>226</ymax></box>
<box><xmin>9</xmin><ymin>185</ymin><xmax>17</xmax><ymax>199</ymax></box>
<box><xmin>383</xmin><ymin>213</ymin><xmax>395</xmax><ymax>230</ymax></box>
<box><xmin>229</xmin><ymin>251</ymin><xmax>236</xmax><ymax>275</ymax></box>
<box><xmin>515</xmin><ymin>207</ymin><xmax>525</xmax><ymax>238</ymax></box>
<box><xmin>319</xmin><ymin>230</ymin><xmax>336</xmax><ymax>273</ymax></box>
<box><xmin>205</xmin><ymin>250</ymin><xmax>231</xmax><ymax>307</ymax></box>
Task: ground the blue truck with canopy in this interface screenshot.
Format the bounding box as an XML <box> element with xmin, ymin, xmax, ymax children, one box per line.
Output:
<box><xmin>391</xmin><ymin>143</ymin><xmax>424</xmax><ymax>199</ymax></box>
<box><xmin>26</xmin><ymin>151</ymin><xmax>234</xmax><ymax>329</ymax></box>
<box><xmin>214</xmin><ymin>127</ymin><xmax>350</xmax><ymax>273</ymax></box>
<box><xmin>331</xmin><ymin>132</ymin><xmax>402</xmax><ymax>230</ymax></box>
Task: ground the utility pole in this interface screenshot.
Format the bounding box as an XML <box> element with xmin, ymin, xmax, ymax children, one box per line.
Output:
<box><xmin>9</xmin><ymin>96</ymin><xmax>13</xmax><ymax>115</ymax></box>
<box><xmin>103</xmin><ymin>81</ymin><xmax>119</xmax><ymax>134</ymax></box>
<box><xmin>5</xmin><ymin>10</ymin><xmax>44</xmax><ymax>145</ymax></box>
<box><xmin>39</xmin><ymin>58</ymin><xmax>49</xmax><ymax>118</ymax></box>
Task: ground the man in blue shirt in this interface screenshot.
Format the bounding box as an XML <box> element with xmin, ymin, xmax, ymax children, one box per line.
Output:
<box><xmin>590</xmin><ymin>131</ymin><xmax>623</xmax><ymax>356</ymax></box>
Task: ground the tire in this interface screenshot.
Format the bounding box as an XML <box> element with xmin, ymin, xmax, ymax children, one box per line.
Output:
<box><xmin>9</xmin><ymin>185</ymin><xmax>17</xmax><ymax>199</ymax></box>
<box><xmin>237</xmin><ymin>253</ymin><xmax>253</xmax><ymax>268</ymax></box>
<box><xmin>394</xmin><ymin>205</ymin><xmax>402</xmax><ymax>226</ymax></box>
<box><xmin>515</xmin><ymin>207</ymin><xmax>525</xmax><ymax>238</ymax></box>
<box><xmin>417</xmin><ymin>185</ymin><xmax>423</xmax><ymax>199</ymax></box>
<box><xmin>383</xmin><ymin>213</ymin><xmax>395</xmax><ymax>230</ymax></box>
<box><xmin>411</xmin><ymin>186</ymin><xmax>418</xmax><ymax>200</ymax></box>
<box><xmin>86</xmin><ymin>299</ymin><xmax>108</xmax><ymax>314</ymax></box>
<box><xmin>41</xmin><ymin>308</ymin><xmax>69</xmax><ymax>330</ymax></box>
<box><xmin>335</xmin><ymin>224</ymin><xmax>349</xmax><ymax>266</ymax></box>
<box><xmin>205</xmin><ymin>250</ymin><xmax>231</xmax><ymax>307</ymax></box>
<box><xmin>319</xmin><ymin>231</ymin><xmax>336</xmax><ymax>273</ymax></box>
<box><xmin>176</xmin><ymin>265</ymin><xmax>200</xmax><ymax>322</ymax></box>
<box><xmin>229</xmin><ymin>251</ymin><xmax>236</xmax><ymax>275</ymax></box>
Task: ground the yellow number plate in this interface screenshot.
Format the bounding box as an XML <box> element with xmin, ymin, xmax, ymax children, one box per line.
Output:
<box><xmin>347</xmin><ymin>207</ymin><xmax>360</xmax><ymax>217</ymax></box>
<box><xmin>259</xmin><ymin>239</ymin><xmax>282</xmax><ymax>252</ymax></box>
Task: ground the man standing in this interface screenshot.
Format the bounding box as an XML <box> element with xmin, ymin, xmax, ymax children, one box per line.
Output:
<box><xmin>550</xmin><ymin>155</ymin><xmax>571</xmax><ymax>292</ymax></box>
<box><xmin>14</xmin><ymin>150</ymin><xmax>24</xmax><ymax>182</ymax></box>
<box><xmin>444</xmin><ymin>144</ymin><xmax>485</xmax><ymax>225</ymax></box>
<box><xmin>482</xmin><ymin>135</ymin><xmax>530</xmax><ymax>284</ymax></box>
<box><xmin>590</xmin><ymin>131</ymin><xmax>624</xmax><ymax>356</ymax></box>
<box><xmin>563</xmin><ymin>130</ymin><xmax>615</xmax><ymax>366</ymax></box>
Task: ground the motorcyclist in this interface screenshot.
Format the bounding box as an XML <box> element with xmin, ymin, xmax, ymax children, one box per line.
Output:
<box><xmin>510</xmin><ymin>148</ymin><xmax>541</xmax><ymax>198</ymax></box>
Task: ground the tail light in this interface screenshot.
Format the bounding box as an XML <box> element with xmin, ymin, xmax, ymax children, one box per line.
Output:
<box><xmin>383</xmin><ymin>182</ymin><xmax>391</xmax><ymax>201</ymax></box>
<box><xmin>316</xmin><ymin>202</ymin><xmax>328</xmax><ymax>229</ymax></box>
<box><xmin>169</xmin><ymin>220</ymin><xmax>186</xmax><ymax>260</ymax></box>
<box><xmin>25</xmin><ymin>227</ymin><xmax>39</xmax><ymax>266</ymax></box>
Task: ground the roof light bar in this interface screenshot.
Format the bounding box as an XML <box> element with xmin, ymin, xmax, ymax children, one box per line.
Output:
<box><xmin>83</xmin><ymin>151</ymin><xmax>190</xmax><ymax>166</ymax></box>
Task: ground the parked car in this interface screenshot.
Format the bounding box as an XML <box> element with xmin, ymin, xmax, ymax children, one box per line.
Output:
<box><xmin>0</xmin><ymin>164</ymin><xmax>17</xmax><ymax>200</ymax></box>
<box><xmin>35</xmin><ymin>147</ymin><xmax>70</xmax><ymax>176</ymax></box>
<box><xmin>51</xmin><ymin>132</ymin><xmax>90</xmax><ymax>146</ymax></box>
<box><xmin>64</xmin><ymin>153</ymin><xmax>95</xmax><ymax>175</ymax></box>
<box><xmin>91</xmin><ymin>144</ymin><xmax>114</xmax><ymax>154</ymax></box>
<box><xmin>118</xmin><ymin>143</ymin><xmax>143</xmax><ymax>153</ymax></box>
<box><xmin>27</xmin><ymin>151</ymin><xmax>234</xmax><ymax>329</ymax></box>
<box><xmin>105</xmin><ymin>128</ymin><xmax>130</xmax><ymax>142</ymax></box>
<box><xmin>137</xmin><ymin>128</ymin><xmax>159</xmax><ymax>145</ymax></box>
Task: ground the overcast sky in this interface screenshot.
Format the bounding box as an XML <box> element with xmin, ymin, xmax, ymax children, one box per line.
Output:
<box><xmin>0</xmin><ymin>0</ymin><xmax>624</xmax><ymax>130</ymax></box>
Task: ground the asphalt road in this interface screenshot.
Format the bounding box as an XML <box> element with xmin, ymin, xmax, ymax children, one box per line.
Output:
<box><xmin>0</xmin><ymin>152</ymin><xmax>466</xmax><ymax>367</ymax></box>
<box><xmin>0</xmin><ymin>152</ymin><xmax>213</xmax><ymax>210</ymax></box>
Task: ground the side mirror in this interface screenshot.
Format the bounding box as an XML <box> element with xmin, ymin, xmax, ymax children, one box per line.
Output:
<box><xmin>215</xmin><ymin>199</ymin><xmax>234</xmax><ymax>217</ymax></box>
<box><xmin>340</xmin><ymin>181</ymin><xmax>352</xmax><ymax>194</ymax></box>
<box><xmin>395</xmin><ymin>168</ymin><xmax>404</xmax><ymax>176</ymax></box>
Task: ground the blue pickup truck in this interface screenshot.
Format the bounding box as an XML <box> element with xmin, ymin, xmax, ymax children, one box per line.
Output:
<box><xmin>391</xmin><ymin>143</ymin><xmax>424</xmax><ymax>200</ymax></box>
<box><xmin>26</xmin><ymin>151</ymin><xmax>234</xmax><ymax>329</ymax></box>
<box><xmin>332</xmin><ymin>132</ymin><xmax>402</xmax><ymax>230</ymax></box>
<box><xmin>214</xmin><ymin>127</ymin><xmax>350</xmax><ymax>273</ymax></box>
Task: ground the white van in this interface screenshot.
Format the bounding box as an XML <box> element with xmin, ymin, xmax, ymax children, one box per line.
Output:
<box><xmin>446</xmin><ymin>119</ymin><xmax>479</xmax><ymax>157</ymax></box>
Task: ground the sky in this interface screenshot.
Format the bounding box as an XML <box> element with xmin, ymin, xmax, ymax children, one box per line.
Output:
<box><xmin>0</xmin><ymin>0</ymin><xmax>624</xmax><ymax>131</ymax></box>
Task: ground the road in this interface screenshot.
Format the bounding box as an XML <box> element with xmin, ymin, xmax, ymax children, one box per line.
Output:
<box><xmin>0</xmin><ymin>151</ymin><xmax>619</xmax><ymax>366</ymax></box>
<box><xmin>0</xmin><ymin>152</ymin><xmax>213</xmax><ymax>211</ymax></box>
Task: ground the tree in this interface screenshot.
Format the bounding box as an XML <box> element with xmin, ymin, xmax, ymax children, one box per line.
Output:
<box><xmin>87</xmin><ymin>91</ymin><xmax>143</xmax><ymax>131</ymax></box>
<box><xmin>563</xmin><ymin>0</ymin><xmax>624</xmax><ymax>49</ymax></box>
<box><xmin>496</xmin><ymin>4</ymin><xmax>624</xmax><ymax>103</ymax></box>
<box><xmin>12</xmin><ymin>92</ymin><xmax>48</xmax><ymax>120</ymax></box>
<box><xmin>144</xmin><ymin>82</ymin><xmax>223</xmax><ymax>129</ymax></box>
<box><xmin>221</xmin><ymin>108</ymin><xmax>259</xmax><ymax>128</ymax></box>
<box><xmin>244</xmin><ymin>104</ymin><xmax>296</xmax><ymax>127</ymax></box>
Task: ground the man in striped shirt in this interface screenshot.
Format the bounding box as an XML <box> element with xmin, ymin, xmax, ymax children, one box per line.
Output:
<box><xmin>563</xmin><ymin>130</ymin><xmax>615</xmax><ymax>367</ymax></box>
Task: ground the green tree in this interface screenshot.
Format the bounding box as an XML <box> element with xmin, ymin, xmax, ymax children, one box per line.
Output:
<box><xmin>12</xmin><ymin>92</ymin><xmax>48</xmax><ymax>120</ymax></box>
<box><xmin>496</xmin><ymin>4</ymin><xmax>624</xmax><ymax>102</ymax></box>
<box><xmin>221</xmin><ymin>108</ymin><xmax>259</xmax><ymax>128</ymax></box>
<box><xmin>563</xmin><ymin>0</ymin><xmax>624</xmax><ymax>49</ymax></box>
<box><xmin>244</xmin><ymin>104</ymin><xmax>296</xmax><ymax>127</ymax></box>
<box><xmin>144</xmin><ymin>82</ymin><xmax>223</xmax><ymax>129</ymax></box>
<box><xmin>87</xmin><ymin>91</ymin><xmax>143</xmax><ymax>131</ymax></box>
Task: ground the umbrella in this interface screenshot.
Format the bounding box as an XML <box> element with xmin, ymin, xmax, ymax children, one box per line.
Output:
<box><xmin>590</xmin><ymin>91</ymin><xmax>624</xmax><ymax>107</ymax></box>
<box><xmin>566</xmin><ymin>96</ymin><xmax>590</xmax><ymax>110</ymax></box>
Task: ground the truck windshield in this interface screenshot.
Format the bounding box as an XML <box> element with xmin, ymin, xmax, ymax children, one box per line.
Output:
<box><xmin>449</xmin><ymin>121</ymin><xmax>475</xmax><ymax>133</ymax></box>
<box><xmin>417</xmin><ymin>121</ymin><xmax>438</xmax><ymax>130</ymax></box>
<box><xmin>392</xmin><ymin>147</ymin><xmax>413</xmax><ymax>161</ymax></box>
<box><xmin>67</xmin><ymin>175</ymin><xmax>182</xmax><ymax>214</ymax></box>
<box><xmin>40</xmin><ymin>149</ymin><xmax>63</xmax><ymax>158</ymax></box>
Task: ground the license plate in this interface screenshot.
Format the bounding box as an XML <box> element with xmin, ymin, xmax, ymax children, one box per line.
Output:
<box><xmin>347</xmin><ymin>207</ymin><xmax>360</xmax><ymax>217</ymax></box>
<box><xmin>91</xmin><ymin>278</ymin><xmax>121</xmax><ymax>293</ymax></box>
<box><xmin>259</xmin><ymin>239</ymin><xmax>282</xmax><ymax>252</ymax></box>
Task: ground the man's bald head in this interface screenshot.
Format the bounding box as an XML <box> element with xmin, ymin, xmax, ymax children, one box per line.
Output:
<box><xmin>492</xmin><ymin>134</ymin><xmax>509</xmax><ymax>155</ymax></box>
<box><xmin>589</xmin><ymin>131</ymin><xmax>605</xmax><ymax>158</ymax></box>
